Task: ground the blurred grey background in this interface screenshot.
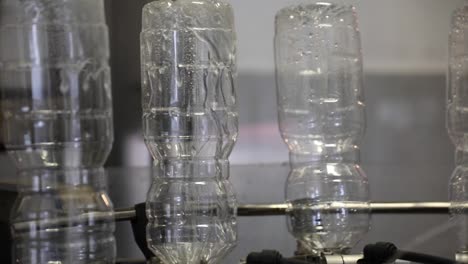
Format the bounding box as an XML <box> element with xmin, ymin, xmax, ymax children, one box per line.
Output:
<box><xmin>0</xmin><ymin>0</ymin><xmax>465</xmax><ymax>262</ymax></box>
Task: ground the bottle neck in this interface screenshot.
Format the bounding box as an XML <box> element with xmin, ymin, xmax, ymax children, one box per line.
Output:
<box><xmin>16</xmin><ymin>167</ymin><xmax>108</xmax><ymax>192</ymax></box>
<box><xmin>153</xmin><ymin>159</ymin><xmax>230</xmax><ymax>179</ymax></box>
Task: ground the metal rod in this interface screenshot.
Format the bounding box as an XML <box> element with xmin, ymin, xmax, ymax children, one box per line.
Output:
<box><xmin>12</xmin><ymin>202</ymin><xmax>453</xmax><ymax>230</ymax></box>
<box><xmin>114</xmin><ymin>202</ymin><xmax>451</xmax><ymax>220</ymax></box>
<box><xmin>370</xmin><ymin>202</ymin><xmax>450</xmax><ymax>214</ymax></box>
<box><xmin>237</xmin><ymin>203</ymin><xmax>289</xmax><ymax>216</ymax></box>
<box><xmin>115</xmin><ymin>207</ymin><xmax>137</xmax><ymax>222</ymax></box>
<box><xmin>324</xmin><ymin>254</ymin><xmax>411</xmax><ymax>264</ymax></box>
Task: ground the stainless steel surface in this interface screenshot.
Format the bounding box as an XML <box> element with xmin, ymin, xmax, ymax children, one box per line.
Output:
<box><xmin>237</xmin><ymin>203</ymin><xmax>288</xmax><ymax>216</ymax></box>
<box><xmin>115</xmin><ymin>207</ymin><xmax>137</xmax><ymax>222</ymax></box>
<box><xmin>457</xmin><ymin>253</ymin><xmax>468</xmax><ymax>264</ymax></box>
<box><xmin>370</xmin><ymin>202</ymin><xmax>450</xmax><ymax>214</ymax></box>
<box><xmin>324</xmin><ymin>255</ymin><xmax>410</xmax><ymax>264</ymax></box>
<box><xmin>238</xmin><ymin>202</ymin><xmax>453</xmax><ymax>215</ymax></box>
<box><xmin>325</xmin><ymin>255</ymin><xmax>362</xmax><ymax>264</ymax></box>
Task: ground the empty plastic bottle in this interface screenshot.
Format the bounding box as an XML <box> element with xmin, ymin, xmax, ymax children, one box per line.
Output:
<box><xmin>448</xmin><ymin>3</ymin><xmax>468</xmax><ymax>255</ymax></box>
<box><xmin>10</xmin><ymin>168</ymin><xmax>116</xmax><ymax>264</ymax></box>
<box><xmin>275</xmin><ymin>2</ymin><xmax>370</xmax><ymax>254</ymax></box>
<box><xmin>140</xmin><ymin>0</ymin><xmax>238</xmax><ymax>263</ymax></box>
<box><xmin>0</xmin><ymin>0</ymin><xmax>113</xmax><ymax>170</ymax></box>
<box><xmin>0</xmin><ymin>0</ymin><xmax>116</xmax><ymax>262</ymax></box>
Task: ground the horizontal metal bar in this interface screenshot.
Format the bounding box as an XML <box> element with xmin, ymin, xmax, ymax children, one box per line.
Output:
<box><xmin>237</xmin><ymin>203</ymin><xmax>289</xmax><ymax>216</ymax></box>
<box><xmin>324</xmin><ymin>254</ymin><xmax>411</xmax><ymax>264</ymax></box>
<box><xmin>370</xmin><ymin>202</ymin><xmax>450</xmax><ymax>214</ymax></box>
<box><xmin>115</xmin><ymin>207</ymin><xmax>137</xmax><ymax>222</ymax></box>
<box><xmin>114</xmin><ymin>202</ymin><xmax>451</xmax><ymax>221</ymax></box>
<box><xmin>12</xmin><ymin>202</ymin><xmax>452</xmax><ymax>230</ymax></box>
<box><xmin>115</xmin><ymin>202</ymin><xmax>450</xmax><ymax>221</ymax></box>
<box><xmin>236</xmin><ymin>202</ymin><xmax>452</xmax><ymax>216</ymax></box>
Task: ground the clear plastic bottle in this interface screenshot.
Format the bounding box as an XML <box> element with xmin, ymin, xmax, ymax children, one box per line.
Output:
<box><xmin>146</xmin><ymin>160</ymin><xmax>237</xmax><ymax>264</ymax></box>
<box><xmin>448</xmin><ymin>3</ymin><xmax>468</xmax><ymax>254</ymax></box>
<box><xmin>0</xmin><ymin>0</ymin><xmax>116</xmax><ymax>262</ymax></box>
<box><xmin>140</xmin><ymin>0</ymin><xmax>238</xmax><ymax>263</ymax></box>
<box><xmin>10</xmin><ymin>168</ymin><xmax>116</xmax><ymax>264</ymax></box>
<box><xmin>0</xmin><ymin>0</ymin><xmax>113</xmax><ymax>169</ymax></box>
<box><xmin>275</xmin><ymin>2</ymin><xmax>370</xmax><ymax>254</ymax></box>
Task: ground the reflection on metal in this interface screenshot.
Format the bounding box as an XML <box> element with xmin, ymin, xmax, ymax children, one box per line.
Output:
<box><xmin>115</xmin><ymin>207</ymin><xmax>137</xmax><ymax>222</ymax></box>
<box><xmin>324</xmin><ymin>254</ymin><xmax>411</xmax><ymax>264</ymax></box>
<box><xmin>12</xmin><ymin>202</ymin><xmax>453</xmax><ymax>229</ymax></box>
<box><xmin>457</xmin><ymin>252</ymin><xmax>468</xmax><ymax>264</ymax></box>
<box><xmin>237</xmin><ymin>203</ymin><xmax>289</xmax><ymax>216</ymax></box>
<box><xmin>370</xmin><ymin>202</ymin><xmax>449</xmax><ymax>214</ymax></box>
<box><xmin>236</xmin><ymin>202</ymin><xmax>451</xmax><ymax>216</ymax></box>
<box><xmin>323</xmin><ymin>254</ymin><xmax>360</xmax><ymax>264</ymax></box>
<box><xmin>113</xmin><ymin>202</ymin><xmax>451</xmax><ymax>221</ymax></box>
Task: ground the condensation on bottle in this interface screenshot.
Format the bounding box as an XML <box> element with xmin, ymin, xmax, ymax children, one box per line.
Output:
<box><xmin>274</xmin><ymin>2</ymin><xmax>370</xmax><ymax>254</ymax></box>
<box><xmin>448</xmin><ymin>3</ymin><xmax>468</xmax><ymax>254</ymax></box>
<box><xmin>0</xmin><ymin>0</ymin><xmax>113</xmax><ymax>169</ymax></box>
<box><xmin>140</xmin><ymin>0</ymin><xmax>238</xmax><ymax>263</ymax></box>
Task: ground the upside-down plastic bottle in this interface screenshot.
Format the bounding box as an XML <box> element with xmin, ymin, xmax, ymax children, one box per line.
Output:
<box><xmin>0</xmin><ymin>0</ymin><xmax>116</xmax><ymax>262</ymax></box>
<box><xmin>140</xmin><ymin>0</ymin><xmax>238</xmax><ymax>263</ymax></box>
<box><xmin>275</xmin><ymin>2</ymin><xmax>370</xmax><ymax>255</ymax></box>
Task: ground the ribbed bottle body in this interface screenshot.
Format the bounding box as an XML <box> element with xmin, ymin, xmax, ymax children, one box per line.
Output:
<box><xmin>0</xmin><ymin>0</ymin><xmax>116</xmax><ymax>262</ymax></box>
<box><xmin>141</xmin><ymin>0</ymin><xmax>237</xmax><ymax>161</ymax></box>
<box><xmin>11</xmin><ymin>168</ymin><xmax>116</xmax><ymax>264</ymax></box>
<box><xmin>275</xmin><ymin>3</ymin><xmax>365</xmax><ymax>161</ymax></box>
<box><xmin>0</xmin><ymin>0</ymin><xmax>113</xmax><ymax>169</ymax></box>
<box><xmin>286</xmin><ymin>163</ymin><xmax>369</xmax><ymax>253</ymax></box>
<box><xmin>275</xmin><ymin>2</ymin><xmax>370</xmax><ymax>254</ymax></box>
<box><xmin>141</xmin><ymin>1</ymin><xmax>238</xmax><ymax>263</ymax></box>
<box><xmin>147</xmin><ymin>160</ymin><xmax>237</xmax><ymax>264</ymax></box>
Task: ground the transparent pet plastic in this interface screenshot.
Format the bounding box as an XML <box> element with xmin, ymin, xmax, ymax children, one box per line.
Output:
<box><xmin>11</xmin><ymin>168</ymin><xmax>116</xmax><ymax>264</ymax></box>
<box><xmin>140</xmin><ymin>0</ymin><xmax>238</xmax><ymax>263</ymax></box>
<box><xmin>275</xmin><ymin>2</ymin><xmax>370</xmax><ymax>254</ymax></box>
<box><xmin>147</xmin><ymin>160</ymin><xmax>237</xmax><ymax>264</ymax></box>
<box><xmin>448</xmin><ymin>3</ymin><xmax>468</xmax><ymax>254</ymax></box>
<box><xmin>286</xmin><ymin>164</ymin><xmax>369</xmax><ymax>253</ymax></box>
<box><xmin>0</xmin><ymin>0</ymin><xmax>116</xmax><ymax>262</ymax></box>
<box><xmin>0</xmin><ymin>0</ymin><xmax>113</xmax><ymax>169</ymax></box>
